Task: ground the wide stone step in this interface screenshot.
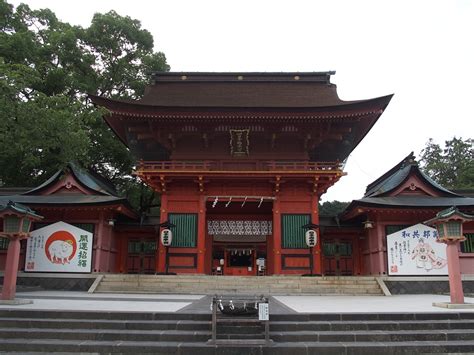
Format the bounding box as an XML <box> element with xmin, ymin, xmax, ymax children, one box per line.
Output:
<box><xmin>0</xmin><ymin>310</ymin><xmax>209</xmax><ymax>321</ymax></box>
<box><xmin>96</xmin><ymin>275</ymin><xmax>382</xmax><ymax>295</ymax></box>
<box><xmin>97</xmin><ymin>285</ymin><xmax>382</xmax><ymax>295</ymax></box>
<box><xmin>1</xmin><ymin>338</ymin><xmax>474</xmax><ymax>354</ymax></box>
<box><xmin>271</xmin><ymin>329</ymin><xmax>474</xmax><ymax>342</ymax></box>
<box><xmin>0</xmin><ymin>318</ymin><xmax>211</xmax><ymax>331</ymax></box>
<box><xmin>271</xmin><ymin>319</ymin><xmax>474</xmax><ymax>331</ymax></box>
<box><xmin>11</xmin><ymin>323</ymin><xmax>465</xmax><ymax>343</ymax></box>
<box><xmin>4</xmin><ymin>318</ymin><xmax>474</xmax><ymax>332</ymax></box>
<box><xmin>217</xmin><ymin>325</ymin><xmax>264</xmax><ymax>335</ymax></box>
<box><xmin>271</xmin><ymin>312</ymin><xmax>474</xmax><ymax>321</ymax></box>
<box><xmin>0</xmin><ymin>327</ymin><xmax>211</xmax><ymax>342</ymax></box>
<box><xmin>100</xmin><ymin>277</ymin><xmax>379</xmax><ymax>284</ymax></box>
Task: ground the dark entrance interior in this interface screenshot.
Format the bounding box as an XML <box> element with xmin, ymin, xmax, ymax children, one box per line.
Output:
<box><xmin>322</xmin><ymin>239</ymin><xmax>353</xmax><ymax>276</ymax></box>
<box><xmin>212</xmin><ymin>244</ymin><xmax>266</xmax><ymax>276</ymax></box>
<box><xmin>228</xmin><ymin>251</ymin><xmax>253</xmax><ymax>267</ymax></box>
<box><xmin>127</xmin><ymin>238</ymin><xmax>157</xmax><ymax>274</ymax></box>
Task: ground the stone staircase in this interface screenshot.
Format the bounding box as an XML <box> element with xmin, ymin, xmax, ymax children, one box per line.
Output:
<box><xmin>0</xmin><ymin>309</ymin><xmax>473</xmax><ymax>353</ymax></box>
<box><xmin>93</xmin><ymin>274</ymin><xmax>384</xmax><ymax>295</ymax></box>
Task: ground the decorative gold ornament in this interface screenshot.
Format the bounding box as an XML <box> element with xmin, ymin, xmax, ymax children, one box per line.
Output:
<box><xmin>230</xmin><ymin>129</ymin><xmax>250</xmax><ymax>156</ymax></box>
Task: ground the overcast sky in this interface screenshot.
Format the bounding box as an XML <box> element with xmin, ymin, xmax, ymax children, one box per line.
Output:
<box><xmin>9</xmin><ymin>0</ymin><xmax>474</xmax><ymax>202</ymax></box>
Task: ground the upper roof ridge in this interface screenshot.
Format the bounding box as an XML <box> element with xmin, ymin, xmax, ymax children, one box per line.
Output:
<box><xmin>23</xmin><ymin>163</ymin><xmax>119</xmax><ymax>197</ymax></box>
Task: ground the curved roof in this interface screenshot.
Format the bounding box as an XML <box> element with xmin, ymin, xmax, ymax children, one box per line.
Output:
<box><xmin>25</xmin><ymin>162</ymin><xmax>118</xmax><ymax>197</ymax></box>
<box><xmin>346</xmin><ymin>196</ymin><xmax>474</xmax><ymax>209</ymax></box>
<box><xmin>0</xmin><ymin>163</ymin><xmax>137</xmax><ymax>218</ymax></box>
<box><xmin>364</xmin><ymin>152</ymin><xmax>460</xmax><ymax>198</ymax></box>
<box><xmin>341</xmin><ymin>153</ymin><xmax>471</xmax><ymax>220</ymax></box>
<box><xmin>0</xmin><ymin>194</ymin><xmax>127</xmax><ymax>206</ymax></box>
<box><xmin>140</xmin><ymin>72</ymin><xmax>356</xmax><ymax>108</ymax></box>
<box><xmin>89</xmin><ymin>72</ymin><xmax>393</xmax><ymax>163</ymax></box>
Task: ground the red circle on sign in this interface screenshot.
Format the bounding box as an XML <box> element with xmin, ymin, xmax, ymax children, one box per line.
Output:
<box><xmin>44</xmin><ymin>230</ymin><xmax>77</xmax><ymax>264</ymax></box>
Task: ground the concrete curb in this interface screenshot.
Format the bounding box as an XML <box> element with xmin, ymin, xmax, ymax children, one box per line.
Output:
<box><xmin>87</xmin><ymin>274</ymin><xmax>104</xmax><ymax>293</ymax></box>
<box><xmin>376</xmin><ymin>277</ymin><xmax>392</xmax><ymax>296</ymax></box>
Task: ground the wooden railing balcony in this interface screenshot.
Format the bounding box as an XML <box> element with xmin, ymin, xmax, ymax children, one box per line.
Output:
<box><xmin>137</xmin><ymin>160</ymin><xmax>343</xmax><ymax>173</ymax></box>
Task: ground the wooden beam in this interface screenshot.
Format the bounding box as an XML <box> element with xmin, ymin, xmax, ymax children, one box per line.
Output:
<box><xmin>137</xmin><ymin>133</ymin><xmax>155</xmax><ymax>140</ymax></box>
<box><xmin>128</xmin><ymin>126</ymin><xmax>148</xmax><ymax>133</ymax></box>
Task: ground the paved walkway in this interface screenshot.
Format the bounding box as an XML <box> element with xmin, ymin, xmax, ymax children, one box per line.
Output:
<box><xmin>0</xmin><ymin>291</ymin><xmax>473</xmax><ymax>314</ymax></box>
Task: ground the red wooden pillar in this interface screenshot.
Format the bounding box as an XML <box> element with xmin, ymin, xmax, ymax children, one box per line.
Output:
<box><xmin>1</xmin><ymin>236</ymin><xmax>21</xmax><ymax>300</ymax></box>
<box><xmin>103</xmin><ymin>218</ymin><xmax>113</xmax><ymax>272</ymax></box>
<box><xmin>367</xmin><ymin>227</ymin><xmax>378</xmax><ymax>275</ymax></box>
<box><xmin>116</xmin><ymin>233</ymin><xmax>126</xmax><ymax>273</ymax></box>
<box><xmin>311</xmin><ymin>194</ymin><xmax>321</xmax><ymax>274</ymax></box>
<box><xmin>353</xmin><ymin>233</ymin><xmax>361</xmax><ymax>275</ymax></box>
<box><xmin>204</xmin><ymin>227</ymin><xmax>213</xmax><ymax>274</ymax></box>
<box><xmin>93</xmin><ymin>211</ymin><xmax>104</xmax><ymax>272</ymax></box>
<box><xmin>196</xmin><ymin>195</ymin><xmax>206</xmax><ymax>274</ymax></box>
<box><xmin>157</xmin><ymin>194</ymin><xmax>168</xmax><ymax>273</ymax></box>
<box><xmin>272</xmin><ymin>198</ymin><xmax>282</xmax><ymax>274</ymax></box>
<box><xmin>365</xmin><ymin>213</ymin><xmax>377</xmax><ymax>275</ymax></box>
<box><xmin>375</xmin><ymin>218</ymin><xmax>386</xmax><ymax>275</ymax></box>
<box><xmin>446</xmin><ymin>240</ymin><xmax>465</xmax><ymax>304</ymax></box>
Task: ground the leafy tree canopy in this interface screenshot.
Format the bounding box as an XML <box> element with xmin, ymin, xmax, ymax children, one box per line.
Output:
<box><xmin>419</xmin><ymin>137</ymin><xmax>474</xmax><ymax>190</ymax></box>
<box><xmin>319</xmin><ymin>201</ymin><xmax>350</xmax><ymax>216</ymax></box>
<box><xmin>0</xmin><ymin>0</ymin><xmax>169</xmax><ymax>212</ymax></box>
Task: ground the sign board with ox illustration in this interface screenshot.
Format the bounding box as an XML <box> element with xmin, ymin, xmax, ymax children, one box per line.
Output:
<box><xmin>25</xmin><ymin>221</ymin><xmax>93</xmax><ymax>273</ymax></box>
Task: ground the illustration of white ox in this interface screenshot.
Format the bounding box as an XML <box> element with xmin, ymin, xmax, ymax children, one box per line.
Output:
<box><xmin>48</xmin><ymin>240</ymin><xmax>74</xmax><ymax>264</ymax></box>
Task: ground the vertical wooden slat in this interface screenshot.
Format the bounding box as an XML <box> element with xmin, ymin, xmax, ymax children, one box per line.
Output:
<box><xmin>461</xmin><ymin>233</ymin><xmax>474</xmax><ymax>253</ymax></box>
<box><xmin>169</xmin><ymin>213</ymin><xmax>197</xmax><ymax>247</ymax></box>
<box><xmin>281</xmin><ymin>214</ymin><xmax>310</xmax><ymax>248</ymax></box>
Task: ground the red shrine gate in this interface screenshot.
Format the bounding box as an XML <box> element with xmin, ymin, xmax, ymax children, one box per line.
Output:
<box><xmin>91</xmin><ymin>72</ymin><xmax>392</xmax><ymax>275</ymax></box>
<box><xmin>136</xmin><ymin>161</ymin><xmax>342</xmax><ymax>275</ymax></box>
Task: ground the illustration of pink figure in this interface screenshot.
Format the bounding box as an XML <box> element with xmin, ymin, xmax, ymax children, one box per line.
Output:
<box><xmin>411</xmin><ymin>238</ymin><xmax>446</xmax><ymax>270</ymax></box>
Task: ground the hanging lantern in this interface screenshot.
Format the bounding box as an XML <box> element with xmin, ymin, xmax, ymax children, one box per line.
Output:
<box><xmin>305</xmin><ymin>229</ymin><xmax>318</xmax><ymax>247</ymax></box>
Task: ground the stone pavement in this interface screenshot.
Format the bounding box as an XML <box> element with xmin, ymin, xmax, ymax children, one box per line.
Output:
<box><xmin>0</xmin><ymin>290</ymin><xmax>472</xmax><ymax>314</ymax></box>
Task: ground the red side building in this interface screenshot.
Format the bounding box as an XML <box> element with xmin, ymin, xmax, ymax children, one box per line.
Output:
<box><xmin>0</xmin><ymin>163</ymin><xmax>136</xmax><ymax>273</ymax></box>
<box><xmin>341</xmin><ymin>152</ymin><xmax>474</xmax><ymax>275</ymax></box>
<box><xmin>90</xmin><ymin>72</ymin><xmax>393</xmax><ymax>276</ymax></box>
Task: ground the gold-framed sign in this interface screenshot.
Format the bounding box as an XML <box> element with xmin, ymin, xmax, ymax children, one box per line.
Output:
<box><xmin>230</xmin><ymin>129</ymin><xmax>249</xmax><ymax>156</ymax></box>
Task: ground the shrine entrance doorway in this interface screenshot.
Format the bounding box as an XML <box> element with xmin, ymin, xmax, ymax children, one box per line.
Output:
<box><xmin>322</xmin><ymin>239</ymin><xmax>354</xmax><ymax>276</ymax></box>
<box><xmin>126</xmin><ymin>238</ymin><xmax>157</xmax><ymax>274</ymax></box>
<box><xmin>212</xmin><ymin>243</ymin><xmax>267</xmax><ymax>276</ymax></box>
<box><xmin>206</xmin><ymin>199</ymin><xmax>273</xmax><ymax>276</ymax></box>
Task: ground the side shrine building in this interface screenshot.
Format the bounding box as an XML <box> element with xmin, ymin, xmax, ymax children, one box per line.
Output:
<box><xmin>1</xmin><ymin>72</ymin><xmax>473</xmax><ymax>277</ymax></box>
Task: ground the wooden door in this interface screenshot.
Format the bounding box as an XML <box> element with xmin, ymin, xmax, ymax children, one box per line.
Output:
<box><xmin>126</xmin><ymin>238</ymin><xmax>157</xmax><ymax>274</ymax></box>
<box><xmin>322</xmin><ymin>240</ymin><xmax>353</xmax><ymax>276</ymax></box>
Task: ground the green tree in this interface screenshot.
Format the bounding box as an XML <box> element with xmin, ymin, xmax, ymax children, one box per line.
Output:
<box><xmin>419</xmin><ymin>137</ymin><xmax>474</xmax><ymax>189</ymax></box>
<box><xmin>0</xmin><ymin>1</ymin><xmax>169</xmax><ymax>211</ymax></box>
<box><xmin>319</xmin><ymin>201</ymin><xmax>350</xmax><ymax>216</ymax></box>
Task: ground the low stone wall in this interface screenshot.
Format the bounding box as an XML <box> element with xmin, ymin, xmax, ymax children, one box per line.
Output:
<box><xmin>0</xmin><ymin>272</ymin><xmax>97</xmax><ymax>291</ymax></box>
<box><xmin>383</xmin><ymin>276</ymin><xmax>474</xmax><ymax>295</ymax></box>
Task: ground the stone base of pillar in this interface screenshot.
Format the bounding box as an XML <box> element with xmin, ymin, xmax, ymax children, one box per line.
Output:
<box><xmin>432</xmin><ymin>302</ymin><xmax>474</xmax><ymax>309</ymax></box>
<box><xmin>0</xmin><ymin>299</ymin><xmax>33</xmax><ymax>305</ymax></box>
